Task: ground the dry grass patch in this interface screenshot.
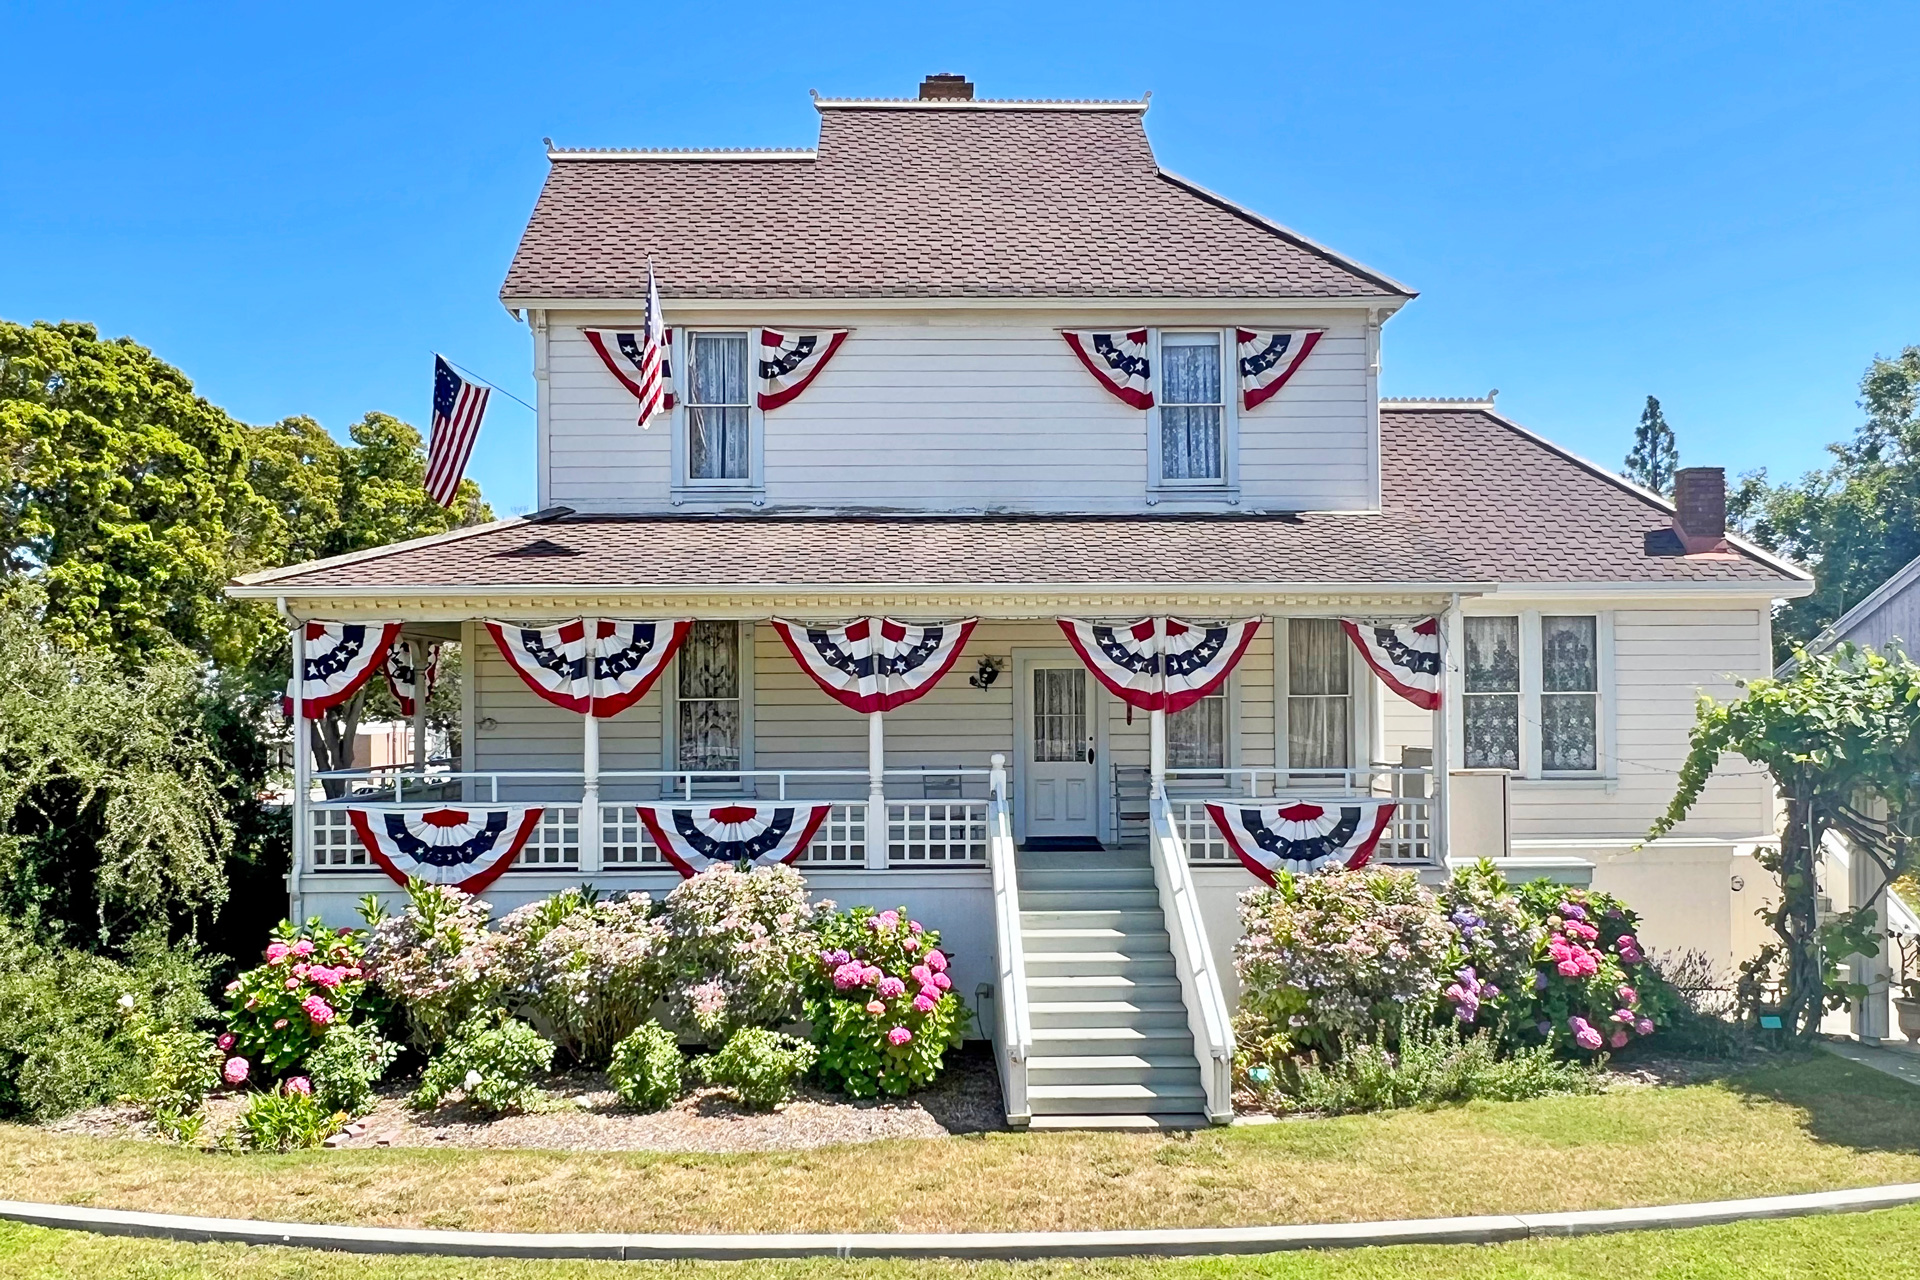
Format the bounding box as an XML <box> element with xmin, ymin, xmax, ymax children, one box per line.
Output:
<box><xmin>0</xmin><ymin>1054</ymin><xmax>1914</xmax><ymax>1236</ymax></box>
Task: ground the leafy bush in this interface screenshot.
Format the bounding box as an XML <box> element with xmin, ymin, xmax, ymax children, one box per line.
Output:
<box><xmin>410</xmin><ymin>1010</ymin><xmax>552</xmax><ymax>1114</ymax></box>
<box><xmin>363</xmin><ymin>881</ymin><xmax>503</xmax><ymax>1049</ymax></box>
<box><xmin>496</xmin><ymin>888</ymin><xmax>665</xmax><ymax>1064</ymax></box>
<box><xmin>238</xmin><ymin>1078</ymin><xmax>339</xmax><ymax>1151</ymax></box>
<box><xmin>803</xmin><ymin>905</ymin><xmax>968</xmax><ymax>1097</ymax></box>
<box><xmin>698</xmin><ymin>1026</ymin><xmax>817</xmax><ymax>1111</ymax></box>
<box><xmin>659</xmin><ymin>865</ymin><xmax>818</xmax><ymax>1041</ymax></box>
<box><xmin>304</xmin><ymin>1021</ymin><xmax>398</xmax><ymax>1117</ymax></box>
<box><xmin>121</xmin><ymin>1001</ymin><xmax>220</xmax><ymax>1117</ymax></box>
<box><xmin>609</xmin><ymin>1020</ymin><xmax>683</xmax><ymax>1111</ymax></box>
<box><xmin>0</xmin><ymin>920</ymin><xmax>213</xmax><ymax>1120</ymax></box>
<box><xmin>1242</xmin><ymin>1009</ymin><xmax>1605</xmax><ymax>1116</ymax></box>
<box><xmin>1498</xmin><ymin>882</ymin><xmax>1675</xmax><ymax>1054</ymax></box>
<box><xmin>221</xmin><ymin>917</ymin><xmax>368</xmax><ymax>1074</ymax></box>
<box><xmin>1234</xmin><ymin>868</ymin><xmax>1454</xmax><ymax>1057</ymax></box>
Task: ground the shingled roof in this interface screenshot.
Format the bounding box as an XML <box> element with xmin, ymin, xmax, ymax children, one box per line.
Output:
<box><xmin>501</xmin><ymin>97</ymin><xmax>1411</xmax><ymax>302</ymax></box>
<box><xmin>233</xmin><ymin>407</ymin><xmax>1806</xmax><ymax>597</ymax></box>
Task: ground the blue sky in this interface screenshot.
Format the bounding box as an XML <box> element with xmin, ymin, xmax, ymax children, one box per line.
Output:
<box><xmin>3</xmin><ymin>2</ymin><xmax>1915</xmax><ymax>516</ymax></box>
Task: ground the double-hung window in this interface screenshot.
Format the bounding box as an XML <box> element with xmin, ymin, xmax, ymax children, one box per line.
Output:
<box><xmin>1157</xmin><ymin>332</ymin><xmax>1226</xmax><ymax>485</ymax></box>
<box><xmin>1540</xmin><ymin>616</ymin><xmax>1599</xmax><ymax>773</ymax></box>
<box><xmin>685</xmin><ymin>332</ymin><xmax>751</xmax><ymax>484</ymax></box>
<box><xmin>1464</xmin><ymin>618</ymin><xmax>1522</xmax><ymax>771</ymax></box>
<box><xmin>1168</xmin><ymin>686</ymin><xmax>1228</xmax><ymax>770</ymax></box>
<box><xmin>1462</xmin><ymin>614</ymin><xmax>1605</xmax><ymax>776</ymax></box>
<box><xmin>676</xmin><ymin>621</ymin><xmax>743</xmax><ymax>771</ymax></box>
<box><xmin>1286</xmin><ymin>618</ymin><xmax>1351</xmax><ymax>774</ymax></box>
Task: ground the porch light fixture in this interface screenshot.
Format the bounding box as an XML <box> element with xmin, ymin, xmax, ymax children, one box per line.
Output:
<box><xmin>969</xmin><ymin>656</ymin><xmax>1003</xmax><ymax>691</ymax></box>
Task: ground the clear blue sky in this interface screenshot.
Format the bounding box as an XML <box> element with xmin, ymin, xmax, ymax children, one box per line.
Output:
<box><xmin>4</xmin><ymin>2</ymin><xmax>1915</xmax><ymax>516</ymax></box>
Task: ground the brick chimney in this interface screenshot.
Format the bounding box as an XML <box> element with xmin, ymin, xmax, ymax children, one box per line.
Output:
<box><xmin>1671</xmin><ymin>467</ymin><xmax>1730</xmax><ymax>554</ymax></box>
<box><xmin>919</xmin><ymin>73</ymin><xmax>974</xmax><ymax>100</ymax></box>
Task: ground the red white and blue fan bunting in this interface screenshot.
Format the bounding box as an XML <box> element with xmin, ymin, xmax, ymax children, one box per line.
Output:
<box><xmin>348</xmin><ymin>806</ymin><xmax>545</xmax><ymax>893</ymax></box>
<box><xmin>637</xmin><ymin>803</ymin><xmax>833</xmax><ymax>877</ymax></box>
<box><xmin>488</xmin><ymin>619</ymin><xmax>591</xmax><ymax>713</ymax></box>
<box><xmin>1235</xmin><ymin>329</ymin><xmax>1324</xmax><ymax>409</ymax></box>
<box><xmin>284</xmin><ymin>622</ymin><xmax>402</xmax><ymax>717</ymax></box>
<box><xmin>582</xmin><ymin>327</ymin><xmax>676</xmax><ymax>414</ymax></box>
<box><xmin>1342</xmin><ymin>617</ymin><xmax>1443</xmax><ymax>710</ymax></box>
<box><xmin>1204</xmin><ymin>799</ymin><xmax>1397</xmax><ymax>883</ymax></box>
<box><xmin>1062</xmin><ymin>330</ymin><xmax>1153</xmax><ymax>409</ymax></box>
<box><xmin>758</xmin><ymin>329</ymin><xmax>850</xmax><ymax>410</ymax></box>
<box><xmin>382</xmin><ymin>639</ymin><xmax>442</xmax><ymax>718</ymax></box>
<box><xmin>1057</xmin><ymin>617</ymin><xmax>1261</xmax><ymax>713</ymax></box>
<box><xmin>589</xmin><ymin>619</ymin><xmax>692</xmax><ymax>716</ymax></box>
<box><xmin>771</xmin><ymin>617</ymin><xmax>978</xmax><ymax>714</ymax></box>
<box><xmin>487</xmin><ymin>619</ymin><xmax>691</xmax><ymax>717</ymax></box>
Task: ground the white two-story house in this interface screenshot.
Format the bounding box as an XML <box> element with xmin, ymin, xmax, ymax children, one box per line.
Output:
<box><xmin>231</xmin><ymin>75</ymin><xmax>1810</xmax><ymax>1127</ymax></box>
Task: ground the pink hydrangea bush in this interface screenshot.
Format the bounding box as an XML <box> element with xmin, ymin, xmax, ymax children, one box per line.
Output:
<box><xmin>1492</xmin><ymin>880</ymin><xmax>1673</xmax><ymax>1055</ymax></box>
<box><xmin>658</xmin><ymin>865</ymin><xmax>819</xmax><ymax>1041</ymax></box>
<box><xmin>803</xmin><ymin>905</ymin><xmax>968</xmax><ymax>1097</ymax></box>
<box><xmin>361</xmin><ymin>880</ymin><xmax>504</xmax><ymax>1049</ymax></box>
<box><xmin>222</xmin><ymin>918</ymin><xmax>369</xmax><ymax>1072</ymax></box>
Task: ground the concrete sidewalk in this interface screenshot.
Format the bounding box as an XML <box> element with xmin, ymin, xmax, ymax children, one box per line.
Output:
<box><xmin>1820</xmin><ymin>1036</ymin><xmax>1920</xmax><ymax>1090</ymax></box>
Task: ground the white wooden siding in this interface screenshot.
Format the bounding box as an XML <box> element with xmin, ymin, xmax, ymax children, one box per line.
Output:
<box><xmin>540</xmin><ymin>310</ymin><xmax>1375</xmax><ymax>515</ymax></box>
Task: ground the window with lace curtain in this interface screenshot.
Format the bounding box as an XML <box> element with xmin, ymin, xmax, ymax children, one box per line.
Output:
<box><xmin>1157</xmin><ymin>332</ymin><xmax>1225</xmax><ymax>484</ymax></box>
<box><xmin>1286</xmin><ymin>618</ymin><xmax>1350</xmax><ymax>772</ymax></box>
<box><xmin>685</xmin><ymin>332</ymin><xmax>750</xmax><ymax>483</ymax></box>
<box><xmin>1541</xmin><ymin>616</ymin><xmax>1598</xmax><ymax>773</ymax></box>
<box><xmin>1465</xmin><ymin>616</ymin><xmax>1521</xmax><ymax>770</ymax></box>
<box><xmin>1461</xmin><ymin>613</ymin><xmax>1604</xmax><ymax>775</ymax></box>
<box><xmin>676</xmin><ymin>621</ymin><xmax>741</xmax><ymax>771</ymax></box>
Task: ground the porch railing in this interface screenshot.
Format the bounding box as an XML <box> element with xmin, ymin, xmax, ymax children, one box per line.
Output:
<box><xmin>1149</xmin><ymin>783</ymin><xmax>1235</xmax><ymax>1124</ymax></box>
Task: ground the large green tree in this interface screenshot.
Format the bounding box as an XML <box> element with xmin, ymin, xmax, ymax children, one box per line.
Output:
<box><xmin>1734</xmin><ymin>346</ymin><xmax>1920</xmax><ymax>658</ymax></box>
<box><xmin>1623</xmin><ymin>395</ymin><xmax>1678</xmax><ymax>495</ymax></box>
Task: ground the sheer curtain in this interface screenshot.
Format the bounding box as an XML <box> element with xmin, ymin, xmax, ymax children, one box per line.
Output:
<box><xmin>1160</xmin><ymin>334</ymin><xmax>1222</xmax><ymax>481</ymax></box>
<box><xmin>1287</xmin><ymin>618</ymin><xmax>1350</xmax><ymax>773</ymax></box>
<box><xmin>677</xmin><ymin>621</ymin><xmax>740</xmax><ymax>770</ymax></box>
<box><xmin>689</xmin><ymin>332</ymin><xmax>749</xmax><ymax>481</ymax></box>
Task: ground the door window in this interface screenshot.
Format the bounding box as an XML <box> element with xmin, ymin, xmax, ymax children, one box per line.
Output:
<box><xmin>1032</xmin><ymin>668</ymin><xmax>1087</xmax><ymax>762</ymax></box>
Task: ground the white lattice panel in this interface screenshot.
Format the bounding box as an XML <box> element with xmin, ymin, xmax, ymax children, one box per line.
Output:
<box><xmin>888</xmin><ymin>801</ymin><xmax>987</xmax><ymax>865</ymax></box>
<box><xmin>515</xmin><ymin>806</ymin><xmax>580</xmax><ymax>867</ymax></box>
<box><xmin>797</xmin><ymin>803</ymin><xmax>866</xmax><ymax>865</ymax></box>
<box><xmin>309</xmin><ymin>808</ymin><xmax>366</xmax><ymax>869</ymax></box>
<box><xmin>601</xmin><ymin>805</ymin><xmax>663</xmax><ymax>866</ymax></box>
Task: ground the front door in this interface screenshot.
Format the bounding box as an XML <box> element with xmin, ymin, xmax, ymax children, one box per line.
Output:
<box><xmin>1018</xmin><ymin>659</ymin><xmax>1100</xmax><ymax>842</ymax></box>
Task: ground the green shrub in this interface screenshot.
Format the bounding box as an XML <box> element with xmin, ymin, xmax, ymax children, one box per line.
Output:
<box><xmin>659</xmin><ymin>865</ymin><xmax>818</xmax><ymax>1041</ymax></box>
<box><xmin>609</xmin><ymin>1020</ymin><xmax>683</xmax><ymax>1111</ymax></box>
<box><xmin>122</xmin><ymin>1003</ymin><xmax>220</xmax><ymax>1116</ymax></box>
<box><xmin>410</xmin><ymin>1010</ymin><xmax>553</xmax><ymax>1114</ymax></box>
<box><xmin>362</xmin><ymin>881</ymin><xmax>503</xmax><ymax>1050</ymax></box>
<box><xmin>698</xmin><ymin>1027</ymin><xmax>817</xmax><ymax>1111</ymax></box>
<box><xmin>304</xmin><ymin>1022</ymin><xmax>398</xmax><ymax>1117</ymax></box>
<box><xmin>1243</xmin><ymin>1010</ymin><xmax>1604</xmax><ymax>1116</ymax></box>
<box><xmin>238</xmin><ymin>1080</ymin><xmax>339</xmax><ymax>1151</ymax></box>
<box><xmin>496</xmin><ymin>889</ymin><xmax>665</xmax><ymax>1065</ymax></box>
<box><xmin>803</xmin><ymin>905</ymin><xmax>969</xmax><ymax>1098</ymax></box>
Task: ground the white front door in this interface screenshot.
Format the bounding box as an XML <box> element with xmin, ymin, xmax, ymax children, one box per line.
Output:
<box><xmin>1018</xmin><ymin>659</ymin><xmax>1100</xmax><ymax>841</ymax></box>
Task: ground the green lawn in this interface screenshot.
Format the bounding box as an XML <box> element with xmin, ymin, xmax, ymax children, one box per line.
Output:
<box><xmin>4</xmin><ymin>1206</ymin><xmax>1920</xmax><ymax>1279</ymax></box>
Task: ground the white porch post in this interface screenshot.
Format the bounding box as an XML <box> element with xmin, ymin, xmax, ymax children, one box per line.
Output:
<box><xmin>289</xmin><ymin>617</ymin><xmax>308</xmax><ymax>921</ymax></box>
<box><xmin>866</xmin><ymin>710</ymin><xmax>888</xmax><ymax>870</ymax></box>
<box><xmin>407</xmin><ymin>640</ymin><xmax>428</xmax><ymax>786</ymax></box>
<box><xmin>1851</xmin><ymin>847</ymin><xmax>1892</xmax><ymax>1043</ymax></box>
<box><xmin>1432</xmin><ymin>594</ymin><xmax>1461</xmax><ymax>866</ymax></box>
<box><xmin>1149</xmin><ymin>616</ymin><xmax>1167</xmax><ymax>789</ymax></box>
<box><xmin>581</xmin><ymin>620</ymin><xmax>602</xmax><ymax>874</ymax></box>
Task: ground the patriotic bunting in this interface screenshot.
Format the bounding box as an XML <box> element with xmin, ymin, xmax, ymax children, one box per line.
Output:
<box><xmin>348</xmin><ymin>806</ymin><xmax>545</xmax><ymax>893</ymax></box>
<box><xmin>1204</xmin><ymin>799</ymin><xmax>1398</xmax><ymax>883</ymax></box>
<box><xmin>758</xmin><ymin>329</ymin><xmax>851</xmax><ymax>410</ymax></box>
<box><xmin>284</xmin><ymin>622</ymin><xmax>402</xmax><ymax>718</ymax></box>
<box><xmin>486</xmin><ymin>619</ymin><xmax>690</xmax><ymax>717</ymax></box>
<box><xmin>382</xmin><ymin>639</ymin><xmax>442</xmax><ymax>719</ymax></box>
<box><xmin>1235</xmin><ymin>330</ymin><xmax>1324</xmax><ymax>409</ymax></box>
<box><xmin>1062</xmin><ymin>330</ymin><xmax>1153</xmax><ymax>409</ymax></box>
<box><xmin>637</xmin><ymin>803</ymin><xmax>833</xmax><ymax>877</ymax></box>
<box><xmin>771</xmin><ymin>617</ymin><xmax>978</xmax><ymax>714</ymax></box>
<box><xmin>1342</xmin><ymin>617</ymin><xmax>1443</xmax><ymax>710</ymax></box>
<box><xmin>583</xmin><ymin>327</ymin><xmax>676</xmax><ymax>416</ymax></box>
<box><xmin>1057</xmin><ymin>617</ymin><xmax>1261</xmax><ymax>713</ymax></box>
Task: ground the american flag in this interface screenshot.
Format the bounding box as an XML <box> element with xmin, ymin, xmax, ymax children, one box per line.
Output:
<box><xmin>425</xmin><ymin>355</ymin><xmax>489</xmax><ymax>507</ymax></box>
<box><xmin>631</xmin><ymin>264</ymin><xmax>666</xmax><ymax>426</ymax></box>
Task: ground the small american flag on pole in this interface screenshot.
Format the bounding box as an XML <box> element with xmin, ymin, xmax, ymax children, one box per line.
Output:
<box><xmin>425</xmin><ymin>355</ymin><xmax>489</xmax><ymax>507</ymax></box>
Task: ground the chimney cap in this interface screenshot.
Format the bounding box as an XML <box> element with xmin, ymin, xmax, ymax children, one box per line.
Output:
<box><xmin>919</xmin><ymin>73</ymin><xmax>974</xmax><ymax>100</ymax></box>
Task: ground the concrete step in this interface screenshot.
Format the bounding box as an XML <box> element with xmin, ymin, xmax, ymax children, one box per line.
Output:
<box><xmin>1027</xmin><ymin>1081</ymin><xmax>1209</xmax><ymax>1115</ymax></box>
<box><xmin>1018</xmin><ymin>888</ymin><xmax>1162</xmax><ymax>912</ymax></box>
<box><xmin>1030</xmin><ymin>1026</ymin><xmax>1194</xmax><ymax>1056</ymax></box>
<box><xmin>1026</xmin><ymin>973</ymin><xmax>1186</xmax><ymax>998</ymax></box>
<box><xmin>1029</xmin><ymin>1056</ymin><xmax>1201</xmax><ymax>1086</ymax></box>
<box><xmin>1024</xmin><ymin>951</ymin><xmax>1177</xmax><ymax>979</ymax></box>
<box><xmin>1017</xmin><ymin>867</ymin><xmax>1157</xmax><ymax>892</ymax></box>
<box><xmin>1020</xmin><ymin>908</ymin><xmax>1165</xmax><ymax>931</ymax></box>
<box><xmin>1020</xmin><ymin>927</ymin><xmax>1173</xmax><ymax>955</ymax></box>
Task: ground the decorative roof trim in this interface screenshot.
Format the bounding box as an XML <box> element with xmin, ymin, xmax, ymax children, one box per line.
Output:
<box><xmin>810</xmin><ymin>96</ymin><xmax>1149</xmax><ymax>113</ymax></box>
<box><xmin>1156</xmin><ymin>169</ymin><xmax>1417</xmax><ymax>298</ymax></box>
<box><xmin>544</xmin><ymin>147</ymin><xmax>815</xmax><ymax>161</ymax></box>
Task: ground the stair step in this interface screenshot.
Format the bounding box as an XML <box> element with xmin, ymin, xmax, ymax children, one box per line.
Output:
<box><xmin>1017</xmin><ymin>850</ymin><xmax>1151</xmax><ymax>871</ymax></box>
<box><xmin>1029</xmin><ymin>1002</ymin><xmax>1190</xmax><ymax>1031</ymax></box>
<box><xmin>1018</xmin><ymin>888</ymin><xmax>1162</xmax><ymax>912</ymax></box>
<box><xmin>1028</xmin><ymin>1082</ymin><xmax>1208</xmax><ymax>1114</ymax></box>
<box><xmin>1029</xmin><ymin>1057</ymin><xmax>1202</xmax><ymax>1086</ymax></box>
<box><xmin>1026</xmin><ymin>1113</ymin><xmax>1209</xmax><ymax>1131</ymax></box>
<box><xmin>1020</xmin><ymin>909</ymin><xmax>1166</xmax><ymax>931</ymax></box>
<box><xmin>1030</xmin><ymin>1028</ymin><xmax>1194</xmax><ymax>1055</ymax></box>
<box><xmin>1024</xmin><ymin>952</ymin><xmax>1177</xmax><ymax>978</ymax></box>
<box><xmin>1017</xmin><ymin>868</ymin><xmax>1157</xmax><ymax>892</ymax></box>
<box><xmin>1020</xmin><ymin>927</ymin><xmax>1172</xmax><ymax>955</ymax></box>
<box><xmin>1027</xmin><ymin>974</ymin><xmax>1185</xmax><ymax>995</ymax></box>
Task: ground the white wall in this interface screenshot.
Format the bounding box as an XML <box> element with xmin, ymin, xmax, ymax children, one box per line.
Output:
<box><xmin>538</xmin><ymin>307</ymin><xmax>1376</xmax><ymax>516</ymax></box>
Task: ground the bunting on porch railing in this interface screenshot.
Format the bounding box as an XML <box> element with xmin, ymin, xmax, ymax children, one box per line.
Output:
<box><xmin>283</xmin><ymin>622</ymin><xmax>402</xmax><ymax>718</ymax></box>
<box><xmin>348</xmin><ymin>805</ymin><xmax>545</xmax><ymax>892</ymax></box>
<box><xmin>382</xmin><ymin>639</ymin><xmax>442</xmax><ymax>718</ymax></box>
<box><xmin>1057</xmin><ymin>617</ymin><xmax>1261</xmax><ymax>713</ymax></box>
<box><xmin>1062</xmin><ymin>330</ymin><xmax>1153</xmax><ymax>409</ymax></box>
<box><xmin>1235</xmin><ymin>329</ymin><xmax>1323</xmax><ymax>409</ymax></box>
<box><xmin>1342</xmin><ymin>618</ymin><xmax>1443</xmax><ymax>710</ymax></box>
<box><xmin>758</xmin><ymin>329</ymin><xmax>850</xmax><ymax>410</ymax></box>
<box><xmin>582</xmin><ymin>327</ymin><xmax>676</xmax><ymax>418</ymax></box>
<box><xmin>486</xmin><ymin>619</ymin><xmax>690</xmax><ymax>717</ymax></box>
<box><xmin>1204</xmin><ymin>799</ymin><xmax>1397</xmax><ymax>883</ymax></box>
<box><xmin>637</xmin><ymin>803</ymin><xmax>833</xmax><ymax>877</ymax></box>
<box><xmin>771</xmin><ymin>617</ymin><xmax>978</xmax><ymax>714</ymax></box>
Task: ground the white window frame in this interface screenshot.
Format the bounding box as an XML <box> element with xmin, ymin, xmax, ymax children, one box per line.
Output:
<box><xmin>661</xmin><ymin>620</ymin><xmax>757</xmax><ymax>791</ymax></box>
<box><xmin>1455</xmin><ymin>610</ymin><xmax>1614</xmax><ymax>781</ymax></box>
<box><xmin>1148</xmin><ymin>327</ymin><xmax>1237</xmax><ymax>494</ymax></box>
<box><xmin>672</xmin><ymin>329</ymin><xmax>764</xmax><ymax>499</ymax></box>
<box><xmin>1275</xmin><ymin>616</ymin><xmax>1365</xmax><ymax>781</ymax></box>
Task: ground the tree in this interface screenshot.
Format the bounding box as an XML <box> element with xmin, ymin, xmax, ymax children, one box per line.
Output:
<box><xmin>1623</xmin><ymin>395</ymin><xmax>1678</xmax><ymax>495</ymax></box>
<box><xmin>1650</xmin><ymin>646</ymin><xmax>1920</xmax><ymax>1041</ymax></box>
<box><xmin>1734</xmin><ymin>346</ymin><xmax>1920</xmax><ymax>658</ymax></box>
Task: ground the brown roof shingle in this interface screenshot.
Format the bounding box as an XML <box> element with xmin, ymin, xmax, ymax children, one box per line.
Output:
<box><xmin>235</xmin><ymin>408</ymin><xmax>1804</xmax><ymax>595</ymax></box>
<box><xmin>501</xmin><ymin>103</ymin><xmax>1409</xmax><ymax>302</ymax></box>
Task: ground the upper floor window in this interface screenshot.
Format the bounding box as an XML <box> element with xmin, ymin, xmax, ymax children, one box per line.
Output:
<box><xmin>686</xmin><ymin>332</ymin><xmax>750</xmax><ymax>483</ymax></box>
<box><xmin>1158</xmin><ymin>332</ymin><xmax>1225</xmax><ymax>484</ymax></box>
<box><xmin>1463</xmin><ymin>614</ymin><xmax>1604</xmax><ymax>775</ymax></box>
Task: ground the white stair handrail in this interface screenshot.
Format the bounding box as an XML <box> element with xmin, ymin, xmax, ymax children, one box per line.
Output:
<box><xmin>985</xmin><ymin>754</ymin><xmax>1032</xmax><ymax>1126</ymax></box>
<box><xmin>1150</xmin><ymin>782</ymin><xmax>1235</xmax><ymax>1123</ymax></box>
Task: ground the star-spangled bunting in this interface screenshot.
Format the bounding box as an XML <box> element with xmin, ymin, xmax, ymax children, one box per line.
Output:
<box><xmin>348</xmin><ymin>806</ymin><xmax>545</xmax><ymax>892</ymax></box>
<box><xmin>1235</xmin><ymin>330</ymin><xmax>1323</xmax><ymax>409</ymax></box>
<box><xmin>486</xmin><ymin>618</ymin><xmax>691</xmax><ymax>717</ymax></box>
<box><xmin>283</xmin><ymin>622</ymin><xmax>402</xmax><ymax>718</ymax></box>
<box><xmin>771</xmin><ymin>617</ymin><xmax>978</xmax><ymax>714</ymax></box>
<box><xmin>1342</xmin><ymin>618</ymin><xmax>1443</xmax><ymax>710</ymax></box>
<box><xmin>1057</xmin><ymin>617</ymin><xmax>1260</xmax><ymax>713</ymax></box>
<box><xmin>1062</xmin><ymin>330</ymin><xmax>1153</xmax><ymax>409</ymax></box>
<box><xmin>1204</xmin><ymin>799</ymin><xmax>1398</xmax><ymax>883</ymax></box>
<box><xmin>637</xmin><ymin>803</ymin><xmax>833</xmax><ymax>877</ymax></box>
<box><xmin>758</xmin><ymin>329</ymin><xmax>851</xmax><ymax>410</ymax></box>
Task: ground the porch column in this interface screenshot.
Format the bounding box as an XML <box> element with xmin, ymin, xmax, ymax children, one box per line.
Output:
<box><xmin>866</xmin><ymin>711</ymin><xmax>888</xmax><ymax>870</ymax></box>
<box><xmin>289</xmin><ymin>618</ymin><xmax>308</xmax><ymax>920</ymax></box>
<box><xmin>407</xmin><ymin>640</ymin><xmax>428</xmax><ymax>787</ymax></box>
<box><xmin>1432</xmin><ymin>594</ymin><xmax>1462</xmax><ymax>865</ymax></box>
<box><xmin>581</xmin><ymin>619</ymin><xmax>602</xmax><ymax>874</ymax></box>
<box><xmin>1851</xmin><ymin>845</ymin><xmax>1892</xmax><ymax>1043</ymax></box>
<box><xmin>1149</xmin><ymin>616</ymin><xmax>1167</xmax><ymax>790</ymax></box>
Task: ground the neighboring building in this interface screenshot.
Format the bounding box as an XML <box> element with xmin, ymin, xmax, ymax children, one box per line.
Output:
<box><xmin>230</xmin><ymin>76</ymin><xmax>1811</xmax><ymax>1125</ymax></box>
<box><xmin>1800</xmin><ymin>551</ymin><xmax>1920</xmax><ymax>663</ymax></box>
